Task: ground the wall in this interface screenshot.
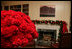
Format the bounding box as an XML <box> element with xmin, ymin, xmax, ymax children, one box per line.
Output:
<box><xmin>1</xmin><ymin>1</ymin><xmax>71</xmax><ymax>33</ymax></box>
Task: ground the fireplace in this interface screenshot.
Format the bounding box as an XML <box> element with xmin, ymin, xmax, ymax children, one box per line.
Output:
<box><xmin>38</xmin><ymin>29</ymin><xmax>56</xmax><ymax>40</ymax></box>
<box><xmin>37</xmin><ymin>29</ymin><xmax>56</xmax><ymax>46</ymax></box>
<box><xmin>35</xmin><ymin>24</ymin><xmax>60</xmax><ymax>46</ymax></box>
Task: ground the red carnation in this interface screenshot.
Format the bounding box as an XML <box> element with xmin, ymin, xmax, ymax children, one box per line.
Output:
<box><xmin>25</xmin><ymin>33</ymin><xmax>33</xmax><ymax>41</ymax></box>
<box><xmin>1</xmin><ymin>10</ymin><xmax>38</xmax><ymax>48</ymax></box>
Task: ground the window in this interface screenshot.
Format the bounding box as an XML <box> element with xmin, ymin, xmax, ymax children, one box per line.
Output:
<box><xmin>4</xmin><ymin>6</ymin><xmax>9</xmax><ymax>10</ymax></box>
<box><xmin>3</xmin><ymin>4</ymin><xmax>29</xmax><ymax>15</ymax></box>
<box><xmin>10</xmin><ymin>5</ymin><xmax>21</xmax><ymax>12</ymax></box>
<box><xmin>23</xmin><ymin>4</ymin><xmax>29</xmax><ymax>15</ymax></box>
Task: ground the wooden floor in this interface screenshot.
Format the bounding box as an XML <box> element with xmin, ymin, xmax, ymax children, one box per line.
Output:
<box><xmin>35</xmin><ymin>45</ymin><xmax>51</xmax><ymax>48</ymax></box>
<box><xmin>24</xmin><ymin>45</ymin><xmax>52</xmax><ymax>48</ymax></box>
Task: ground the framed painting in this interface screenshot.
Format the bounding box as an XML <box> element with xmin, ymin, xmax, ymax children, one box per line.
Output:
<box><xmin>40</xmin><ymin>5</ymin><xmax>55</xmax><ymax>17</ymax></box>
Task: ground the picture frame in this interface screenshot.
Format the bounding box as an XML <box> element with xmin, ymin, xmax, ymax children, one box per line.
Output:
<box><xmin>40</xmin><ymin>5</ymin><xmax>55</xmax><ymax>17</ymax></box>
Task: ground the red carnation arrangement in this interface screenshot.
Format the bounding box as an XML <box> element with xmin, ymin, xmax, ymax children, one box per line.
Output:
<box><xmin>1</xmin><ymin>10</ymin><xmax>39</xmax><ymax>48</ymax></box>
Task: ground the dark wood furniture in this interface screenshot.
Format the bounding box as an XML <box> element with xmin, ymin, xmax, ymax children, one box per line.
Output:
<box><xmin>60</xmin><ymin>33</ymin><xmax>71</xmax><ymax>48</ymax></box>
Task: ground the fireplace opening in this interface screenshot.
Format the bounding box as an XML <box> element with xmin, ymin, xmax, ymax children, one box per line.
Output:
<box><xmin>37</xmin><ymin>29</ymin><xmax>56</xmax><ymax>46</ymax></box>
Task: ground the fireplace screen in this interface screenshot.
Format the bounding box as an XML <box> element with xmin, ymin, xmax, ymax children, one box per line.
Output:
<box><xmin>37</xmin><ymin>29</ymin><xmax>56</xmax><ymax>47</ymax></box>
